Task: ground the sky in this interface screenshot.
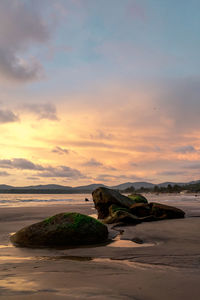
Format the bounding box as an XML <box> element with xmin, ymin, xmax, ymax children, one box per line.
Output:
<box><xmin>0</xmin><ymin>0</ymin><xmax>200</xmax><ymax>186</ymax></box>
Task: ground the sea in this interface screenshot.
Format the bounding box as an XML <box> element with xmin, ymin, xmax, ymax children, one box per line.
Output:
<box><xmin>0</xmin><ymin>193</ymin><xmax>199</xmax><ymax>216</ymax></box>
<box><xmin>0</xmin><ymin>193</ymin><xmax>92</xmax><ymax>207</ymax></box>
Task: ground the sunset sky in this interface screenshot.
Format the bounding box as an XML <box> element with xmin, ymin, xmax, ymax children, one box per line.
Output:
<box><xmin>0</xmin><ymin>0</ymin><xmax>200</xmax><ymax>186</ymax></box>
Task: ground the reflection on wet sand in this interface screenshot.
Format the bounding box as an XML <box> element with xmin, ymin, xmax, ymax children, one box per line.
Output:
<box><xmin>0</xmin><ymin>256</ymin><xmax>35</xmax><ymax>261</ymax></box>
<box><xmin>107</xmin><ymin>238</ymin><xmax>154</xmax><ymax>248</ymax></box>
<box><xmin>0</xmin><ymin>245</ymin><xmax>13</xmax><ymax>249</ymax></box>
<box><xmin>107</xmin><ymin>234</ymin><xmax>155</xmax><ymax>248</ymax></box>
<box><xmin>38</xmin><ymin>255</ymin><xmax>92</xmax><ymax>261</ymax></box>
<box><xmin>89</xmin><ymin>213</ymin><xmax>97</xmax><ymax>219</ymax></box>
<box><xmin>0</xmin><ymin>276</ymin><xmax>38</xmax><ymax>292</ymax></box>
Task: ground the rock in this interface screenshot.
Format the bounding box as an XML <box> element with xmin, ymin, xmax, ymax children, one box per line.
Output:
<box><xmin>149</xmin><ymin>202</ymin><xmax>185</xmax><ymax>219</ymax></box>
<box><xmin>130</xmin><ymin>203</ymin><xmax>151</xmax><ymax>217</ymax></box>
<box><xmin>128</xmin><ymin>194</ymin><xmax>148</xmax><ymax>204</ymax></box>
<box><xmin>92</xmin><ymin>187</ymin><xmax>136</xmax><ymax>219</ymax></box>
<box><xmin>131</xmin><ymin>237</ymin><xmax>144</xmax><ymax>244</ymax></box>
<box><xmin>92</xmin><ymin>187</ymin><xmax>185</xmax><ymax>225</ymax></box>
<box><xmin>130</xmin><ymin>202</ymin><xmax>185</xmax><ymax>221</ymax></box>
<box><xmin>109</xmin><ymin>204</ymin><xmax>130</xmax><ymax>215</ymax></box>
<box><xmin>10</xmin><ymin>212</ymin><xmax>108</xmax><ymax>248</ymax></box>
<box><xmin>103</xmin><ymin>204</ymin><xmax>140</xmax><ymax>224</ymax></box>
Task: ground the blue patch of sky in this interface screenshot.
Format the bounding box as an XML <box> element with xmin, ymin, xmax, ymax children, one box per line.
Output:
<box><xmin>25</xmin><ymin>0</ymin><xmax>200</xmax><ymax>95</ymax></box>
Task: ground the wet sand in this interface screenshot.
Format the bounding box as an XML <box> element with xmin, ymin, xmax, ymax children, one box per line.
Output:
<box><xmin>0</xmin><ymin>203</ymin><xmax>200</xmax><ymax>299</ymax></box>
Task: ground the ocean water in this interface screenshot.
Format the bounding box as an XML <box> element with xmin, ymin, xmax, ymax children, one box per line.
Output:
<box><xmin>0</xmin><ymin>193</ymin><xmax>199</xmax><ymax>216</ymax></box>
<box><xmin>0</xmin><ymin>193</ymin><xmax>92</xmax><ymax>207</ymax></box>
<box><xmin>144</xmin><ymin>193</ymin><xmax>200</xmax><ymax>217</ymax></box>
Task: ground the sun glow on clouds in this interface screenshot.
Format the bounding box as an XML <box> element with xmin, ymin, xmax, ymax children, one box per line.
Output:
<box><xmin>0</xmin><ymin>0</ymin><xmax>200</xmax><ymax>185</ymax></box>
<box><xmin>1</xmin><ymin>87</ymin><xmax>200</xmax><ymax>186</ymax></box>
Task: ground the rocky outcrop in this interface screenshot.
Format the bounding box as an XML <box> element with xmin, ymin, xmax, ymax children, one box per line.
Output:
<box><xmin>103</xmin><ymin>204</ymin><xmax>141</xmax><ymax>225</ymax></box>
<box><xmin>128</xmin><ymin>194</ymin><xmax>148</xmax><ymax>204</ymax></box>
<box><xmin>10</xmin><ymin>212</ymin><xmax>108</xmax><ymax>247</ymax></box>
<box><xmin>130</xmin><ymin>203</ymin><xmax>151</xmax><ymax>217</ymax></box>
<box><xmin>92</xmin><ymin>187</ymin><xmax>185</xmax><ymax>224</ymax></box>
<box><xmin>149</xmin><ymin>202</ymin><xmax>185</xmax><ymax>219</ymax></box>
<box><xmin>92</xmin><ymin>187</ymin><xmax>142</xmax><ymax>219</ymax></box>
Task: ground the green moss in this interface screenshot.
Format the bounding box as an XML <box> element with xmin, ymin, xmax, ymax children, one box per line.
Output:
<box><xmin>151</xmin><ymin>206</ymin><xmax>163</xmax><ymax>217</ymax></box>
<box><xmin>70</xmin><ymin>213</ymin><xmax>103</xmax><ymax>229</ymax></box>
<box><xmin>110</xmin><ymin>204</ymin><xmax>130</xmax><ymax>213</ymax></box>
<box><xmin>128</xmin><ymin>194</ymin><xmax>148</xmax><ymax>204</ymax></box>
<box><xmin>11</xmin><ymin>212</ymin><xmax>108</xmax><ymax>247</ymax></box>
<box><xmin>43</xmin><ymin>212</ymin><xmax>105</xmax><ymax>233</ymax></box>
<box><xmin>63</xmin><ymin>212</ymin><xmax>73</xmax><ymax>217</ymax></box>
<box><xmin>44</xmin><ymin>215</ymin><xmax>57</xmax><ymax>224</ymax></box>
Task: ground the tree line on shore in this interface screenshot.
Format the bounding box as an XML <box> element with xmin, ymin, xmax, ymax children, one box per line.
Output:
<box><xmin>121</xmin><ymin>182</ymin><xmax>200</xmax><ymax>194</ymax></box>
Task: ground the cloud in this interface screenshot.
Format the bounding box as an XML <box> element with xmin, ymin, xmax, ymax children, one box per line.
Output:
<box><xmin>134</xmin><ymin>145</ymin><xmax>161</xmax><ymax>153</ymax></box>
<box><xmin>52</xmin><ymin>146</ymin><xmax>69</xmax><ymax>155</ymax></box>
<box><xmin>0</xmin><ymin>171</ymin><xmax>10</xmax><ymax>176</ymax></box>
<box><xmin>82</xmin><ymin>159</ymin><xmax>103</xmax><ymax>167</ymax></box>
<box><xmin>22</xmin><ymin>103</ymin><xmax>58</xmax><ymax>120</ymax></box>
<box><xmin>130</xmin><ymin>162</ymin><xmax>138</xmax><ymax>167</ymax></box>
<box><xmin>157</xmin><ymin>171</ymin><xmax>185</xmax><ymax>176</ymax></box>
<box><xmin>88</xmin><ymin>77</ymin><xmax>200</xmax><ymax>140</ymax></box>
<box><xmin>0</xmin><ymin>158</ymin><xmax>44</xmax><ymax>170</ymax></box>
<box><xmin>126</xmin><ymin>1</ymin><xmax>147</xmax><ymax>23</ymax></box>
<box><xmin>67</xmin><ymin>140</ymin><xmax>113</xmax><ymax>149</ymax></box>
<box><xmin>0</xmin><ymin>0</ymin><xmax>50</xmax><ymax>82</ymax></box>
<box><xmin>82</xmin><ymin>159</ymin><xmax>117</xmax><ymax>171</ymax></box>
<box><xmin>0</xmin><ymin>157</ymin><xmax>85</xmax><ymax>179</ymax></box>
<box><xmin>174</xmin><ymin>145</ymin><xmax>197</xmax><ymax>154</ymax></box>
<box><xmin>26</xmin><ymin>177</ymin><xmax>40</xmax><ymax>180</ymax></box>
<box><xmin>158</xmin><ymin>77</ymin><xmax>200</xmax><ymax>134</ymax></box>
<box><xmin>38</xmin><ymin>166</ymin><xmax>85</xmax><ymax>179</ymax></box>
<box><xmin>89</xmin><ymin>130</ymin><xmax>113</xmax><ymax>140</ymax></box>
<box><xmin>95</xmin><ymin>173</ymin><xmax>142</xmax><ymax>183</ymax></box>
<box><xmin>183</xmin><ymin>162</ymin><xmax>200</xmax><ymax>170</ymax></box>
<box><xmin>0</xmin><ymin>50</ymin><xmax>44</xmax><ymax>82</ymax></box>
<box><xmin>0</xmin><ymin>109</ymin><xmax>19</xmax><ymax>123</ymax></box>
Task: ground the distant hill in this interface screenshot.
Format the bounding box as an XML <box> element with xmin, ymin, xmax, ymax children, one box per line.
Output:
<box><xmin>112</xmin><ymin>182</ymin><xmax>155</xmax><ymax>190</ymax></box>
<box><xmin>157</xmin><ymin>182</ymin><xmax>185</xmax><ymax>187</ymax></box>
<box><xmin>0</xmin><ymin>184</ymin><xmax>72</xmax><ymax>190</ymax></box>
<box><xmin>0</xmin><ymin>184</ymin><xmax>73</xmax><ymax>194</ymax></box>
<box><xmin>0</xmin><ymin>184</ymin><xmax>13</xmax><ymax>190</ymax></box>
<box><xmin>157</xmin><ymin>180</ymin><xmax>200</xmax><ymax>187</ymax></box>
<box><xmin>20</xmin><ymin>184</ymin><xmax>72</xmax><ymax>190</ymax></box>
<box><xmin>75</xmin><ymin>184</ymin><xmax>107</xmax><ymax>191</ymax></box>
<box><xmin>0</xmin><ymin>180</ymin><xmax>200</xmax><ymax>193</ymax></box>
<box><xmin>187</xmin><ymin>180</ymin><xmax>200</xmax><ymax>185</ymax></box>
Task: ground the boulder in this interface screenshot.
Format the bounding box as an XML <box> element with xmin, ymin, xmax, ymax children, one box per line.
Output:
<box><xmin>10</xmin><ymin>212</ymin><xmax>108</xmax><ymax>248</ymax></box>
<box><xmin>130</xmin><ymin>202</ymin><xmax>185</xmax><ymax>221</ymax></box>
<box><xmin>128</xmin><ymin>194</ymin><xmax>148</xmax><ymax>204</ymax></box>
<box><xmin>103</xmin><ymin>205</ymin><xmax>141</xmax><ymax>225</ymax></box>
<box><xmin>92</xmin><ymin>187</ymin><xmax>137</xmax><ymax>219</ymax></box>
<box><xmin>92</xmin><ymin>187</ymin><xmax>185</xmax><ymax>225</ymax></box>
<box><xmin>149</xmin><ymin>202</ymin><xmax>185</xmax><ymax>219</ymax></box>
<box><xmin>109</xmin><ymin>204</ymin><xmax>130</xmax><ymax>215</ymax></box>
<box><xmin>130</xmin><ymin>203</ymin><xmax>151</xmax><ymax>217</ymax></box>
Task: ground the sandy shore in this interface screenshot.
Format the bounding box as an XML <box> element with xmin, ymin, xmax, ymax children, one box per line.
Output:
<box><xmin>0</xmin><ymin>203</ymin><xmax>200</xmax><ymax>299</ymax></box>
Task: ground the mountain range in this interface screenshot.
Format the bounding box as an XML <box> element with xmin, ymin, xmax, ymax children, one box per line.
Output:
<box><xmin>0</xmin><ymin>180</ymin><xmax>199</xmax><ymax>193</ymax></box>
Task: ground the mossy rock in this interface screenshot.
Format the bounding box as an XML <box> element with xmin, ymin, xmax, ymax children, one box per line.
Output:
<box><xmin>149</xmin><ymin>202</ymin><xmax>185</xmax><ymax>219</ymax></box>
<box><xmin>103</xmin><ymin>205</ymin><xmax>141</xmax><ymax>224</ymax></box>
<box><xmin>128</xmin><ymin>194</ymin><xmax>148</xmax><ymax>204</ymax></box>
<box><xmin>10</xmin><ymin>212</ymin><xmax>108</xmax><ymax>248</ymax></box>
<box><xmin>130</xmin><ymin>203</ymin><xmax>151</xmax><ymax>217</ymax></box>
<box><xmin>109</xmin><ymin>204</ymin><xmax>130</xmax><ymax>215</ymax></box>
<box><xmin>92</xmin><ymin>187</ymin><xmax>137</xmax><ymax>219</ymax></box>
<box><xmin>103</xmin><ymin>209</ymin><xmax>141</xmax><ymax>225</ymax></box>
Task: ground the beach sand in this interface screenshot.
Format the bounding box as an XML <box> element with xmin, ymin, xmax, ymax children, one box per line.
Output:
<box><xmin>0</xmin><ymin>202</ymin><xmax>200</xmax><ymax>299</ymax></box>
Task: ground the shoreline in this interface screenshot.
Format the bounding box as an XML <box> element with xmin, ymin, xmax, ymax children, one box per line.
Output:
<box><xmin>0</xmin><ymin>203</ymin><xmax>200</xmax><ymax>299</ymax></box>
